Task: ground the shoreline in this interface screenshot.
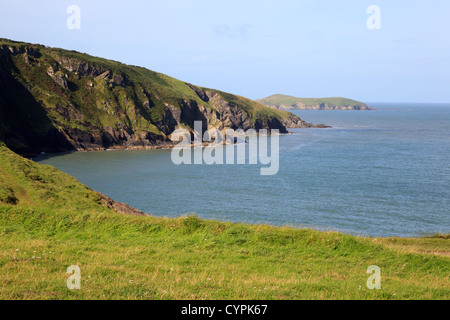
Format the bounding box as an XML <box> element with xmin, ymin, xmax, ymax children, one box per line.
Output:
<box><xmin>31</xmin><ymin>127</ymin><xmax>323</xmax><ymax>160</ymax></box>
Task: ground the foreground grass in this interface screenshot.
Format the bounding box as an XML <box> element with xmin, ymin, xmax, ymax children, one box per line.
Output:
<box><xmin>1</xmin><ymin>206</ymin><xmax>449</xmax><ymax>300</ymax></box>
<box><xmin>0</xmin><ymin>142</ymin><xmax>449</xmax><ymax>300</ymax></box>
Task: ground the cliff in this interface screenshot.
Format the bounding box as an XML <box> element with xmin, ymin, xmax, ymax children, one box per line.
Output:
<box><xmin>257</xmin><ymin>94</ymin><xmax>372</xmax><ymax>111</ymax></box>
<box><xmin>0</xmin><ymin>39</ymin><xmax>326</xmax><ymax>157</ymax></box>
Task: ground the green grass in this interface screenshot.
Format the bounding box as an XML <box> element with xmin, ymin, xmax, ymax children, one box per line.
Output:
<box><xmin>0</xmin><ymin>141</ymin><xmax>103</xmax><ymax>211</ymax></box>
<box><xmin>1</xmin><ymin>207</ymin><xmax>449</xmax><ymax>300</ymax></box>
<box><xmin>0</xmin><ymin>142</ymin><xmax>449</xmax><ymax>300</ymax></box>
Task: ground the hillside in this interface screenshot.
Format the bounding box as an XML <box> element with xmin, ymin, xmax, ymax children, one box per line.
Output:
<box><xmin>0</xmin><ymin>142</ymin><xmax>448</xmax><ymax>299</ymax></box>
<box><xmin>257</xmin><ymin>94</ymin><xmax>372</xmax><ymax>110</ymax></box>
<box><xmin>0</xmin><ymin>39</ymin><xmax>326</xmax><ymax>157</ymax></box>
<box><xmin>0</xmin><ymin>141</ymin><xmax>144</xmax><ymax>216</ymax></box>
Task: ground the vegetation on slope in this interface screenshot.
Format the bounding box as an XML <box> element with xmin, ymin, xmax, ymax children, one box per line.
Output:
<box><xmin>0</xmin><ymin>141</ymin><xmax>104</xmax><ymax>210</ymax></box>
<box><xmin>0</xmin><ymin>143</ymin><xmax>448</xmax><ymax>300</ymax></box>
<box><xmin>0</xmin><ymin>39</ymin><xmax>310</xmax><ymax>156</ymax></box>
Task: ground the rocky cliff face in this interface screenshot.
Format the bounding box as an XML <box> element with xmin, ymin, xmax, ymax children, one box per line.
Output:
<box><xmin>0</xmin><ymin>39</ymin><xmax>326</xmax><ymax>156</ymax></box>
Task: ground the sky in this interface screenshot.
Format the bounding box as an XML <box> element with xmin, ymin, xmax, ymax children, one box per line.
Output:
<box><xmin>1</xmin><ymin>0</ymin><xmax>449</xmax><ymax>103</ymax></box>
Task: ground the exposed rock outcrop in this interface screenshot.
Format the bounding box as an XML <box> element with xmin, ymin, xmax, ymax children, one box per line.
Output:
<box><xmin>94</xmin><ymin>191</ymin><xmax>147</xmax><ymax>216</ymax></box>
<box><xmin>282</xmin><ymin>114</ymin><xmax>330</xmax><ymax>128</ymax></box>
<box><xmin>47</xmin><ymin>66</ymin><xmax>69</xmax><ymax>89</ymax></box>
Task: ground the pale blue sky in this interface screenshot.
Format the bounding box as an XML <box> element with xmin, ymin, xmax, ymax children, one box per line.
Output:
<box><xmin>1</xmin><ymin>0</ymin><xmax>449</xmax><ymax>102</ymax></box>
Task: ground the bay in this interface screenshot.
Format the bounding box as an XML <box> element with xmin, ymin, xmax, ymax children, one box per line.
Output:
<box><xmin>38</xmin><ymin>103</ymin><xmax>450</xmax><ymax>237</ymax></box>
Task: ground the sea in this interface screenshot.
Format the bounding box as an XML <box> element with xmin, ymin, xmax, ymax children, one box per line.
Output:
<box><xmin>38</xmin><ymin>103</ymin><xmax>450</xmax><ymax>237</ymax></box>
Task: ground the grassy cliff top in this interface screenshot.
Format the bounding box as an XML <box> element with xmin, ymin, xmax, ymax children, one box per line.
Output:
<box><xmin>0</xmin><ymin>142</ymin><xmax>448</xmax><ymax>299</ymax></box>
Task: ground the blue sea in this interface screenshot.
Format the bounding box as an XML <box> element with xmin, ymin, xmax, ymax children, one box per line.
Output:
<box><xmin>38</xmin><ymin>103</ymin><xmax>450</xmax><ymax>237</ymax></box>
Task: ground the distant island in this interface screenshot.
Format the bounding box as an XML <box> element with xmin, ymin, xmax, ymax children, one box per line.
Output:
<box><xmin>257</xmin><ymin>94</ymin><xmax>373</xmax><ymax>110</ymax></box>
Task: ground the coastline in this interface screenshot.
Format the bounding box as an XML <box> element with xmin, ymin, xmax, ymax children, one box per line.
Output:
<box><xmin>30</xmin><ymin>126</ymin><xmax>329</xmax><ymax>160</ymax></box>
<box><xmin>1</xmin><ymin>140</ymin><xmax>448</xmax><ymax>301</ymax></box>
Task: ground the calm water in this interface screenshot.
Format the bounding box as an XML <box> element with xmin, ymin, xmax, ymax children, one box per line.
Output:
<box><xmin>38</xmin><ymin>103</ymin><xmax>450</xmax><ymax>237</ymax></box>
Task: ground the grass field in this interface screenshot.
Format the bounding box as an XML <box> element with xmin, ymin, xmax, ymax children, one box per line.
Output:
<box><xmin>0</xmin><ymin>142</ymin><xmax>449</xmax><ymax>300</ymax></box>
